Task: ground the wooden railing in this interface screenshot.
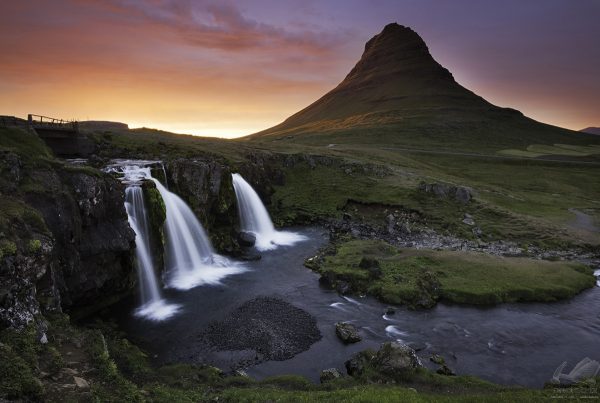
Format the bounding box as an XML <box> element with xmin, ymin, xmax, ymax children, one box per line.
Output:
<box><xmin>28</xmin><ymin>114</ymin><xmax>79</xmax><ymax>132</ymax></box>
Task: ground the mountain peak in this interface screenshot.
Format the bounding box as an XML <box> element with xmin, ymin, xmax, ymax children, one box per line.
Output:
<box><xmin>364</xmin><ymin>23</ymin><xmax>422</xmax><ymax>52</ymax></box>
<box><xmin>345</xmin><ymin>23</ymin><xmax>452</xmax><ymax>85</ymax></box>
<box><xmin>249</xmin><ymin>23</ymin><xmax>518</xmax><ymax>141</ymax></box>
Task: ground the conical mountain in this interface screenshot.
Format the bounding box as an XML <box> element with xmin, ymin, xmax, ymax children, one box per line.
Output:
<box><xmin>248</xmin><ymin>23</ymin><xmax>598</xmax><ymax>152</ymax></box>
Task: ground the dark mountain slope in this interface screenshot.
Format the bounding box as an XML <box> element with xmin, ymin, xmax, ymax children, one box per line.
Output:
<box><xmin>247</xmin><ymin>23</ymin><xmax>600</xmax><ymax>152</ymax></box>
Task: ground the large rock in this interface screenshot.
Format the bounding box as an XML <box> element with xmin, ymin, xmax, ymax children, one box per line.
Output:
<box><xmin>372</xmin><ymin>342</ymin><xmax>423</xmax><ymax>375</ymax></box>
<box><xmin>419</xmin><ymin>182</ymin><xmax>473</xmax><ymax>204</ymax></box>
<box><xmin>320</xmin><ymin>368</ymin><xmax>342</xmax><ymax>383</ymax></box>
<box><xmin>238</xmin><ymin>231</ymin><xmax>256</xmax><ymax>247</ymax></box>
<box><xmin>335</xmin><ymin>322</ymin><xmax>362</xmax><ymax>344</ymax></box>
<box><xmin>345</xmin><ymin>350</ymin><xmax>375</xmax><ymax>377</ymax></box>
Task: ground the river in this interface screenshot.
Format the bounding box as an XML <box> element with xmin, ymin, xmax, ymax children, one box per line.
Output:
<box><xmin>108</xmin><ymin>227</ymin><xmax>600</xmax><ymax>388</ymax></box>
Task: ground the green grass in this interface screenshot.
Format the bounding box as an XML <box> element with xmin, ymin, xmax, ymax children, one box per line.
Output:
<box><xmin>90</xmin><ymin>128</ymin><xmax>251</xmax><ymax>164</ymax></box>
<box><xmin>84</xmin><ymin>124</ymin><xmax>600</xmax><ymax>248</ymax></box>
<box><xmin>0</xmin><ymin>127</ymin><xmax>52</xmax><ymax>160</ymax></box>
<box><xmin>311</xmin><ymin>239</ymin><xmax>595</xmax><ymax>307</ymax></box>
<box><xmin>2</xmin><ymin>312</ymin><xmax>597</xmax><ymax>402</ymax></box>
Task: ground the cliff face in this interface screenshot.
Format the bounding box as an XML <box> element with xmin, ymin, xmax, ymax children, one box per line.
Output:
<box><xmin>0</xmin><ymin>128</ymin><xmax>135</xmax><ymax>331</ymax></box>
<box><xmin>27</xmin><ymin>169</ymin><xmax>135</xmax><ymax>311</ymax></box>
<box><xmin>161</xmin><ymin>156</ymin><xmax>283</xmax><ymax>253</ymax></box>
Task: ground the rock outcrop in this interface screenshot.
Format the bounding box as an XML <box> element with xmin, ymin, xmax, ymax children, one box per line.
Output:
<box><xmin>419</xmin><ymin>182</ymin><xmax>473</xmax><ymax>204</ymax></box>
<box><xmin>345</xmin><ymin>342</ymin><xmax>423</xmax><ymax>378</ymax></box>
<box><xmin>26</xmin><ymin>169</ymin><xmax>135</xmax><ymax>311</ymax></box>
<box><xmin>1</xmin><ymin>131</ymin><xmax>135</xmax><ymax>331</ymax></box>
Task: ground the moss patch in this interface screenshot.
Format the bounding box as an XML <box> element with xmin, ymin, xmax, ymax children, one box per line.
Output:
<box><xmin>310</xmin><ymin>239</ymin><xmax>595</xmax><ymax>307</ymax></box>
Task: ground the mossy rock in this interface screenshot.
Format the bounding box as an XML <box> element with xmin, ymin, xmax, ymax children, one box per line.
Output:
<box><xmin>142</xmin><ymin>181</ymin><xmax>167</xmax><ymax>273</ymax></box>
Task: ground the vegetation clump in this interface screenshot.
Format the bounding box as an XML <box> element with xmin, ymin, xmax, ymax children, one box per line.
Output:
<box><xmin>309</xmin><ymin>239</ymin><xmax>596</xmax><ymax>308</ymax></box>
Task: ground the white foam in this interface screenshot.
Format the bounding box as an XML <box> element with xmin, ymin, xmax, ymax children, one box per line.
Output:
<box><xmin>385</xmin><ymin>325</ymin><xmax>408</xmax><ymax>337</ymax></box>
<box><xmin>167</xmin><ymin>256</ymin><xmax>247</xmax><ymax>290</ymax></box>
<box><xmin>134</xmin><ymin>300</ymin><xmax>182</xmax><ymax>321</ymax></box>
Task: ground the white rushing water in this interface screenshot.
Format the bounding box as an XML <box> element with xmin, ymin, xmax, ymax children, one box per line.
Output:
<box><xmin>111</xmin><ymin>161</ymin><xmax>246</xmax><ymax>318</ymax></box>
<box><xmin>150</xmin><ymin>177</ymin><xmax>245</xmax><ymax>290</ymax></box>
<box><xmin>124</xmin><ymin>182</ymin><xmax>181</xmax><ymax>321</ymax></box>
<box><xmin>231</xmin><ymin>173</ymin><xmax>306</xmax><ymax>251</ymax></box>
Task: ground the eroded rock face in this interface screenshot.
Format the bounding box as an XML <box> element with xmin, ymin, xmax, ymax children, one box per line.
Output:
<box><xmin>27</xmin><ymin>170</ymin><xmax>135</xmax><ymax>309</ymax></box>
<box><xmin>1</xmin><ymin>163</ymin><xmax>136</xmax><ymax>331</ymax></box>
<box><xmin>0</xmin><ymin>237</ymin><xmax>54</xmax><ymax>330</ymax></box>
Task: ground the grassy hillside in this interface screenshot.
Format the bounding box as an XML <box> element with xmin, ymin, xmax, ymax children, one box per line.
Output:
<box><xmin>82</xmin><ymin>122</ymin><xmax>600</xmax><ymax>248</ymax></box>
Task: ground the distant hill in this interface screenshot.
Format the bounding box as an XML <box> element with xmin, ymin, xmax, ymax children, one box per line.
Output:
<box><xmin>79</xmin><ymin>121</ymin><xmax>129</xmax><ymax>131</ymax></box>
<box><xmin>247</xmin><ymin>23</ymin><xmax>600</xmax><ymax>152</ymax></box>
<box><xmin>580</xmin><ymin>127</ymin><xmax>600</xmax><ymax>135</ymax></box>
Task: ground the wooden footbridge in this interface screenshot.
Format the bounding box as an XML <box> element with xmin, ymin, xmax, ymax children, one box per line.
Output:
<box><xmin>1</xmin><ymin>114</ymin><xmax>95</xmax><ymax>157</ymax></box>
<box><xmin>27</xmin><ymin>114</ymin><xmax>80</xmax><ymax>133</ymax></box>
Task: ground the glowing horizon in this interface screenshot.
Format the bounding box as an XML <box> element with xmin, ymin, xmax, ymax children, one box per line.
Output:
<box><xmin>1</xmin><ymin>0</ymin><xmax>599</xmax><ymax>136</ymax></box>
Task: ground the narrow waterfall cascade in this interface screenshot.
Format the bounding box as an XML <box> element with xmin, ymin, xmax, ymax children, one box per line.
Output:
<box><xmin>231</xmin><ymin>173</ymin><xmax>306</xmax><ymax>251</ymax></box>
<box><xmin>150</xmin><ymin>178</ymin><xmax>246</xmax><ymax>290</ymax></box>
<box><xmin>108</xmin><ymin>160</ymin><xmax>246</xmax><ymax>292</ymax></box>
<box><xmin>122</xmin><ymin>171</ymin><xmax>181</xmax><ymax>321</ymax></box>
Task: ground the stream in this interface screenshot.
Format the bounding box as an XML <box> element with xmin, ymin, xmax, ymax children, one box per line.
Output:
<box><xmin>108</xmin><ymin>227</ymin><xmax>600</xmax><ymax>388</ymax></box>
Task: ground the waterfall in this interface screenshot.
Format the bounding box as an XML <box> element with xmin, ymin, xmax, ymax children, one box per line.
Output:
<box><xmin>111</xmin><ymin>160</ymin><xmax>245</xmax><ymax>297</ymax></box>
<box><xmin>149</xmin><ymin>175</ymin><xmax>245</xmax><ymax>290</ymax></box>
<box><xmin>161</xmin><ymin>163</ymin><xmax>169</xmax><ymax>189</ymax></box>
<box><xmin>231</xmin><ymin>173</ymin><xmax>306</xmax><ymax>251</ymax></box>
<box><xmin>123</xmin><ymin>181</ymin><xmax>180</xmax><ymax>321</ymax></box>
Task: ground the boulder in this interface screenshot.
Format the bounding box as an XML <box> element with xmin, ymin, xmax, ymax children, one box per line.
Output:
<box><xmin>419</xmin><ymin>182</ymin><xmax>473</xmax><ymax>204</ymax></box>
<box><xmin>73</xmin><ymin>376</ymin><xmax>90</xmax><ymax>389</ymax></box>
<box><xmin>455</xmin><ymin>187</ymin><xmax>472</xmax><ymax>204</ymax></box>
<box><xmin>335</xmin><ymin>322</ymin><xmax>361</xmax><ymax>344</ymax></box>
<box><xmin>385</xmin><ymin>306</ymin><xmax>396</xmax><ymax>315</ymax></box>
<box><xmin>372</xmin><ymin>342</ymin><xmax>422</xmax><ymax>375</ymax></box>
<box><xmin>345</xmin><ymin>350</ymin><xmax>375</xmax><ymax>377</ymax></box>
<box><xmin>430</xmin><ymin>354</ymin><xmax>445</xmax><ymax>365</ymax></box>
<box><xmin>238</xmin><ymin>231</ymin><xmax>256</xmax><ymax>247</ymax></box>
<box><xmin>320</xmin><ymin>368</ymin><xmax>342</xmax><ymax>383</ymax></box>
<box><xmin>462</xmin><ymin>213</ymin><xmax>475</xmax><ymax>226</ymax></box>
<box><xmin>436</xmin><ymin>365</ymin><xmax>456</xmax><ymax>376</ymax></box>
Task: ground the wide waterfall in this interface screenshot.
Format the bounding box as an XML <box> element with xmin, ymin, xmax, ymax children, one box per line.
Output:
<box><xmin>150</xmin><ymin>178</ymin><xmax>245</xmax><ymax>290</ymax></box>
<box><xmin>123</xmin><ymin>179</ymin><xmax>181</xmax><ymax>321</ymax></box>
<box><xmin>231</xmin><ymin>173</ymin><xmax>306</xmax><ymax>251</ymax></box>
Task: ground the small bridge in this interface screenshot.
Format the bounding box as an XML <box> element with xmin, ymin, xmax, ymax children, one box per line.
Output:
<box><xmin>28</xmin><ymin>114</ymin><xmax>80</xmax><ymax>133</ymax></box>
<box><xmin>25</xmin><ymin>114</ymin><xmax>94</xmax><ymax>158</ymax></box>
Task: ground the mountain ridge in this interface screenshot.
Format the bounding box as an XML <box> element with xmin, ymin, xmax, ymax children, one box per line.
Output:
<box><xmin>247</xmin><ymin>23</ymin><xmax>599</xmax><ymax>152</ymax></box>
<box><xmin>581</xmin><ymin>127</ymin><xmax>600</xmax><ymax>135</ymax></box>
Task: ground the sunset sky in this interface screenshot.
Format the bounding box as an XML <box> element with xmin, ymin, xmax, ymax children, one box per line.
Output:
<box><xmin>1</xmin><ymin>0</ymin><xmax>599</xmax><ymax>138</ymax></box>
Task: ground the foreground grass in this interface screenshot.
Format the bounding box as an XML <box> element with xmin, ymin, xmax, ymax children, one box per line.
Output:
<box><xmin>3</xmin><ymin>314</ymin><xmax>595</xmax><ymax>402</ymax></box>
<box><xmin>309</xmin><ymin>239</ymin><xmax>596</xmax><ymax>307</ymax></box>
